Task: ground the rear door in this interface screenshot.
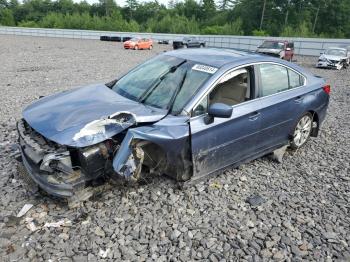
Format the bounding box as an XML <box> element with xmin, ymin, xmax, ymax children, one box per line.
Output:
<box><xmin>254</xmin><ymin>63</ymin><xmax>306</xmax><ymax>152</ymax></box>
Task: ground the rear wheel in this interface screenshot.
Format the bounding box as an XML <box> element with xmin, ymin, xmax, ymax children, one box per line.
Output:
<box><xmin>134</xmin><ymin>45</ymin><xmax>139</xmax><ymax>50</ymax></box>
<box><xmin>183</xmin><ymin>44</ymin><xmax>188</xmax><ymax>49</ymax></box>
<box><xmin>290</xmin><ymin>113</ymin><xmax>313</xmax><ymax>149</ymax></box>
<box><xmin>149</xmin><ymin>45</ymin><xmax>153</xmax><ymax>50</ymax></box>
<box><xmin>200</xmin><ymin>44</ymin><xmax>204</xmax><ymax>48</ymax></box>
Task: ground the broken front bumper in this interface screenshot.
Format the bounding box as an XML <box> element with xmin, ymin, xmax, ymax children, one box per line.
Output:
<box><xmin>17</xmin><ymin>120</ymin><xmax>88</xmax><ymax>198</ymax></box>
<box><xmin>17</xmin><ymin>148</ymin><xmax>85</xmax><ymax>197</ymax></box>
<box><xmin>316</xmin><ymin>61</ymin><xmax>341</xmax><ymax>69</ymax></box>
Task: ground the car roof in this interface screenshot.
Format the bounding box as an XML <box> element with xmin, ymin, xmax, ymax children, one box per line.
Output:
<box><xmin>165</xmin><ymin>48</ymin><xmax>262</xmax><ymax>68</ymax></box>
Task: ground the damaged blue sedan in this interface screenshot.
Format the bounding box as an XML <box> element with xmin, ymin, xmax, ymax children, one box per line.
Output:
<box><xmin>17</xmin><ymin>49</ymin><xmax>330</xmax><ymax>198</ymax></box>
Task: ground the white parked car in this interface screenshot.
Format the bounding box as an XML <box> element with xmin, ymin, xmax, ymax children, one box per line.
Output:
<box><xmin>316</xmin><ymin>47</ymin><xmax>349</xmax><ymax>70</ymax></box>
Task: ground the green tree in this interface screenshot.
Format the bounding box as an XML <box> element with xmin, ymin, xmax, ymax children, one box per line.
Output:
<box><xmin>201</xmin><ymin>0</ymin><xmax>216</xmax><ymax>20</ymax></box>
<box><xmin>0</xmin><ymin>0</ymin><xmax>349</xmax><ymax>37</ymax></box>
<box><xmin>0</xmin><ymin>8</ymin><xmax>15</xmax><ymax>25</ymax></box>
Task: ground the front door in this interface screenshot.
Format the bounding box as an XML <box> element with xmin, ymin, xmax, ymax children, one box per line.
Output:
<box><xmin>189</xmin><ymin>66</ymin><xmax>262</xmax><ymax>179</ymax></box>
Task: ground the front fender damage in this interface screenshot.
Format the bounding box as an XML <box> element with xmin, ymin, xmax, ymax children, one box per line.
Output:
<box><xmin>112</xmin><ymin>123</ymin><xmax>192</xmax><ymax>182</ymax></box>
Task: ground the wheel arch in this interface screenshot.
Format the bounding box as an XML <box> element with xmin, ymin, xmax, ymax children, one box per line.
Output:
<box><xmin>113</xmin><ymin>125</ymin><xmax>192</xmax><ymax>182</ymax></box>
<box><xmin>289</xmin><ymin>110</ymin><xmax>319</xmax><ymax>140</ymax></box>
<box><xmin>308</xmin><ymin>110</ymin><xmax>320</xmax><ymax>137</ymax></box>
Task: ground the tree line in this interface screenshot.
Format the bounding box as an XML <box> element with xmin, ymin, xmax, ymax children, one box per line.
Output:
<box><xmin>0</xmin><ymin>0</ymin><xmax>349</xmax><ymax>38</ymax></box>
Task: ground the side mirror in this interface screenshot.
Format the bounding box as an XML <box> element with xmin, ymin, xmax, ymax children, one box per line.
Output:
<box><xmin>209</xmin><ymin>103</ymin><xmax>233</xmax><ymax>118</ymax></box>
<box><xmin>205</xmin><ymin>103</ymin><xmax>232</xmax><ymax>124</ymax></box>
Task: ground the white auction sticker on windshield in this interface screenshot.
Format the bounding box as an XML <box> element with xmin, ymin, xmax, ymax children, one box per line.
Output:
<box><xmin>192</xmin><ymin>64</ymin><xmax>218</xmax><ymax>74</ymax></box>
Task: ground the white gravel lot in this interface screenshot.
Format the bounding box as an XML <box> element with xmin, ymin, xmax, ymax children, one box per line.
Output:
<box><xmin>0</xmin><ymin>35</ymin><xmax>349</xmax><ymax>261</ymax></box>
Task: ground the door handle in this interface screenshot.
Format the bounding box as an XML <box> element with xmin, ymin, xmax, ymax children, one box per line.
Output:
<box><xmin>249</xmin><ymin>112</ymin><xmax>261</xmax><ymax>121</ymax></box>
<box><xmin>294</xmin><ymin>96</ymin><xmax>303</xmax><ymax>103</ymax></box>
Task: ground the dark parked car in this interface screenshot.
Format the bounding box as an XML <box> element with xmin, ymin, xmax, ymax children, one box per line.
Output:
<box><xmin>256</xmin><ymin>40</ymin><xmax>294</xmax><ymax>61</ymax></box>
<box><xmin>158</xmin><ymin>40</ymin><xmax>169</xmax><ymax>44</ymax></box>
<box><xmin>122</xmin><ymin>36</ymin><xmax>132</xmax><ymax>42</ymax></box>
<box><xmin>173</xmin><ymin>37</ymin><xmax>205</xmax><ymax>49</ymax></box>
<box><xmin>17</xmin><ymin>49</ymin><xmax>329</xmax><ymax>198</ymax></box>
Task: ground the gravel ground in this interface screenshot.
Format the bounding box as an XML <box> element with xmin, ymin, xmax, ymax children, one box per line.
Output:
<box><xmin>0</xmin><ymin>35</ymin><xmax>349</xmax><ymax>262</ymax></box>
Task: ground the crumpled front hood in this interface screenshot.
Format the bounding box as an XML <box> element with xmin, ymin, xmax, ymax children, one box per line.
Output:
<box><xmin>23</xmin><ymin>84</ymin><xmax>167</xmax><ymax>147</ymax></box>
<box><xmin>321</xmin><ymin>54</ymin><xmax>346</xmax><ymax>62</ymax></box>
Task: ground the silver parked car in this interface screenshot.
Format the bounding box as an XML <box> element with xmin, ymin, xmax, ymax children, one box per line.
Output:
<box><xmin>316</xmin><ymin>47</ymin><xmax>349</xmax><ymax>70</ymax></box>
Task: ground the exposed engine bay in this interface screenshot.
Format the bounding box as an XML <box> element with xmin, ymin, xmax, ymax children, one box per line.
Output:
<box><xmin>17</xmin><ymin>116</ymin><xmax>192</xmax><ymax>198</ymax></box>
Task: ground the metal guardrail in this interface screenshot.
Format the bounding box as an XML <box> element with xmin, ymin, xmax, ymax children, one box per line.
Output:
<box><xmin>1</xmin><ymin>26</ymin><xmax>350</xmax><ymax>56</ymax></box>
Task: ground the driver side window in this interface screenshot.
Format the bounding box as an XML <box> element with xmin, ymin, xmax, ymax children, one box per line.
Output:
<box><xmin>192</xmin><ymin>67</ymin><xmax>252</xmax><ymax>117</ymax></box>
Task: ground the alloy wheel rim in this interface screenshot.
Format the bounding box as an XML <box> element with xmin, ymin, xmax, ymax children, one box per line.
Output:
<box><xmin>293</xmin><ymin>115</ymin><xmax>312</xmax><ymax>147</ymax></box>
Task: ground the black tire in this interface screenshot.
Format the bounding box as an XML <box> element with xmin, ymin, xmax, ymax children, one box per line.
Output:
<box><xmin>100</xmin><ymin>36</ymin><xmax>110</xmax><ymax>41</ymax></box>
<box><xmin>290</xmin><ymin>113</ymin><xmax>313</xmax><ymax>150</ymax></box>
<box><xmin>110</xmin><ymin>36</ymin><xmax>121</xmax><ymax>42</ymax></box>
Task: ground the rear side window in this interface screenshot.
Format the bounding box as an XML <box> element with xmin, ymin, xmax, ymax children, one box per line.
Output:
<box><xmin>258</xmin><ymin>64</ymin><xmax>304</xmax><ymax>97</ymax></box>
<box><xmin>259</xmin><ymin>64</ymin><xmax>289</xmax><ymax>96</ymax></box>
<box><xmin>288</xmin><ymin>69</ymin><xmax>304</xmax><ymax>88</ymax></box>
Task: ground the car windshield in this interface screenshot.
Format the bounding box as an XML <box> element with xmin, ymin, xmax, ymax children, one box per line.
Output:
<box><xmin>112</xmin><ymin>55</ymin><xmax>214</xmax><ymax>114</ymax></box>
<box><xmin>325</xmin><ymin>49</ymin><xmax>346</xmax><ymax>56</ymax></box>
<box><xmin>260</xmin><ymin>41</ymin><xmax>284</xmax><ymax>49</ymax></box>
<box><xmin>130</xmin><ymin>38</ymin><xmax>139</xmax><ymax>41</ymax></box>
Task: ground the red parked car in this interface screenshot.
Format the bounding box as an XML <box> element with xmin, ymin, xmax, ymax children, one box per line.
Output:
<box><xmin>256</xmin><ymin>40</ymin><xmax>294</xmax><ymax>61</ymax></box>
<box><xmin>123</xmin><ymin>38</ymin><xmax>153</xmax><ymax>50</ymax></box>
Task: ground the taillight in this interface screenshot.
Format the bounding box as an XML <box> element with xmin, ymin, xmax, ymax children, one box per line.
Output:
<box><xmin>323</xmin><ymin>84</ymin><xmax>331</xmax><ymax>95</ymax></box>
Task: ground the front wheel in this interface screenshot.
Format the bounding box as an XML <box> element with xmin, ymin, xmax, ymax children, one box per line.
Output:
<box><xmin>183</xmin><ymin>44</ymin><xmax>188</xmax><ymax>49</ymax></box>
<box><xmin>134</xmin><ymin>45</ymin><xmax>139</xmax><ymax>50</ymax></box>
<box><xmin>290</xmin><ymin>113</ymin><xmax>313</xmax><ymax>149</ymax></box>
<box><xmin>149</xmin><ymin>45</ymin><xmax>153</xmax><ymax>50</ymax></box>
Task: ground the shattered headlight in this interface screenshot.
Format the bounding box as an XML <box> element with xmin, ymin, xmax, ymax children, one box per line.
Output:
<box><xmin>40</xmin><ymin>151</ymin><xmax>72</xmax><ymax>173</ymax></box>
